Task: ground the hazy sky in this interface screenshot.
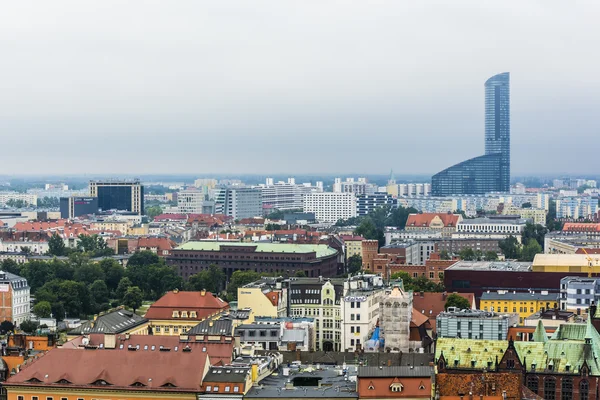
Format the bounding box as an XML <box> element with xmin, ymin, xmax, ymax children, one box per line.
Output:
<box><xmin>2</xmin><ymin>1</ymin><xmax>599</xmax><ymax>176</ymax></box>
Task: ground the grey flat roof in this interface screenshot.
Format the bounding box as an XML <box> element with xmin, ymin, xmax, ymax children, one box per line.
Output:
<box><xmin>480</xmin><ymin>292</ymin><xmax>558</xmax><ymax>301</ymax></box>
<box><xmin>447</xmin><ymin>261</ymin><xmax>532</xmax><ymax>272</ymax></box>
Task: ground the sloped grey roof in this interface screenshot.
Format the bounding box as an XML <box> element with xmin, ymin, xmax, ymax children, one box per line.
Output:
<box><xmin>358</xmin><ymin>366</ymin><xmax>433</xmax><ymax>378</ymax></box>
<box><xmin>68</xmin><ymin>309</ymin><xmax>147</xmax><ymax>335</ymax></box>
<box><xmin>187</xmin><ymin>318</ymin><xmax>233</xmax><ymax>336</ymax></box>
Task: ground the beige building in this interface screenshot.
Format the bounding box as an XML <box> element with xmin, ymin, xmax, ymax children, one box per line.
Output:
<box><xmin>532</xmin><ymin>253</ymin><xmax>600</xmax><ymax>273</ymax></box>
<box><xmin>91</xmin><ymin>221</ymin><xmax>130</xmax><ymax>234</ymax></box>
<box><xmin>237</xmin><ymin>278</ymin><xmax>287</xmax><ymax>320</ymax></box>
<box><xmin>340</xmin><ymin>235</ymin><xmax>365</xmax><ymax>261</ymax></box>
<box><xmin>502</xmin><ymin>205</ymin><xmax>547</xmax><ymax>225</ymax></box>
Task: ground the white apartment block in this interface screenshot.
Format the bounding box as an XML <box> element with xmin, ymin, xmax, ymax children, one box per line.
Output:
<box><xmin>556</xmin><ymin>197</ymin><xmax>599</xmax><ymax>220</ymax></box>
<box><xmin>0</xmin><ymin>271</ymin><xmax>31</xmax><ymax>326</ymax></box>
<box><xmin>502</xmin><ymin>205</ymin><xmax>547</xmax><ymax>225</ymax></box>
<box><xmin>0</xmin><ymin>192</ymin><xmax>37</xmax><ymax>207</ymax></box>
<box><xmin>333</xmin><ymin>178</ymin><xmax>377</xmax><ymax>196</ymax></box>
<box><xmin>453</xmin><ymin>217</ymin><xmax>528</xmax><ymax>242</ymax></box>
<box><xmin>257</xmin><ymin>178</ymin><xmax>323</xmax><ymax>210</ymax></box>
<box><xmin>303</xmin><ymin>192</ymin><xmax>357</xmax><ymax>223</ymax></box>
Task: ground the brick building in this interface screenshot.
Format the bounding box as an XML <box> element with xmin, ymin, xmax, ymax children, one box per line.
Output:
<box><xmin>168</xmin><ymin>241</ymin><xmax>339</xmax><ymax>280</ymax></box>
<box><xmin>357</xmin><ymin>366</ymin><xmax>433</xmax><ymax>399</ymax></box>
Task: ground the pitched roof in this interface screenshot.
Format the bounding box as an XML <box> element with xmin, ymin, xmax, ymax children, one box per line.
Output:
<box><xmin>406</xmin><ymin>213</ymin><xmax>461</xmax><ymax>228</ymax></box>
<box><xmin>63</xmin><ymin>333</ymin><xmax>233</xmax><ymax>366</ymax></box>
<box><xmin>412</xmin><ymin>292</ymin><xmax>475</xmax><ymax>319</ymax></box>
<box><xmin>563</xmin><ymin>223</ymin><xmax>600</xmax><ymax>232</ymax></box>
<box><xmin>68</xmin><ymin>309</ymin><xmax>147</xmax><ymax>335</ymax></box>
<box><xmin>358</xmin><ymin>366</ymin><xmax>433</xmax><ymax>378</ymax></box>
<box><xmin>144</xmin><ymin>291</ymin><xmax>229</xmax><ymax>321</ymax></box>
<box><xmin>137</xmin><ymin>237</ymin><xmax>176</xmax><ymax>251</ymax></box>
<box><xmin>203</xmin><ymin>366</ymin><xmax>250</xmax><ymax>383</ymax></box>
<box><xmin>6</xmin><ymin>347</ymin><xmax>207</xmax><ymax>392</ymax></box>
<box><xmin>187</xmin><ymin>318</ymin><xmax>234</xmax><ymax>336</ymax></box>
<box><xmin>339</xmin><ymin>235</ymin><xmax>366</xmax><ymax>242</ymax></box>
<box><xmin>410</xmin><ymin>308</ymin><xmax>429</xmax><ymax>327</ymax></box>
<box><xmin>532</xmin><ymin>320</ymin><xmax>548</xmax><ymax>343</ymax></box>
<box><xmin>175</xmin><ymin>241</ymin><xmax>337</xmax><ymax>258</ymax></box>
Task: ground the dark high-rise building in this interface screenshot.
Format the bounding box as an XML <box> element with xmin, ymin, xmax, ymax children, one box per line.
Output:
<box><xmin>60</xmin><ymin>196</ymin><xmax>99</xmax><ymax>219</ymax></box>
<box><xmin>89</xmin><ymin>180</ymin><xmax>144</xmax><ymax>215</ymax></box>
<box><xmin>432</xmin><ymin>73</ymin><xmax>510</xmax><ymax>196</ymax></box>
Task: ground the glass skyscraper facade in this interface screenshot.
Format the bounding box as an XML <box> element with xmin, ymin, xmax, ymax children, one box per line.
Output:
<box><xmin>432</xmin><ymin>73</ymin><xmax>510</xmax><ymax>196</ymax></box>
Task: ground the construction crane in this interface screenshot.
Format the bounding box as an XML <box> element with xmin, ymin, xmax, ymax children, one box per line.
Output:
<box><xmin>581</xmin><ymin>248</ymin><xmax>600</xmax><ymax>277</ymax></box>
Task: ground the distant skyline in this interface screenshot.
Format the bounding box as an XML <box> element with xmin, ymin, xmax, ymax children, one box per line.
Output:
<box><xmin>2</xmin><ymin>1</ymin><xmax>599</xmax><ymax>175</ymax></box>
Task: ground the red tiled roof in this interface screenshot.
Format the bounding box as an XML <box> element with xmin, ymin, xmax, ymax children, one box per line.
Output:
<box><xmin>239</xmin><ymin>217</ymin><xmax>265</xmax><ymax>225</ymax></box>
<box><xmin>13</xmin><ymin>220</ymin><xmax>68</xmax><ymax>231</ymax></box>
<box><xmin>563</xmin><ymin>223</ymin><xmax>600</xmax><ymax>232</ymax></box>
<box><xmin>153</xmin><ymin>214</ymin><xmax>188</xmax><ymax>221</ymax></box>
<box><xmin>6</xmin><ymin>347</ymin><xmax>207</xmax><ymax>392</ymax></box>
<box><xmin>406</xmin><ymin>213</ymin><xmax>461</xmax><ymax>228</ymax></box>
<box><xmin>144</xmin><ymin>291</ymin><xmax>229</xmax><ymax>321</ymax></box>
<box><xmin>339</xmin><ymin>235</ymin><xmax>366</xmax><ymax>242</ymax></box>
<box><xmin>63</xmin><ymin>334</ymin><xmax>233</xmax><ymax>366</ymax></box>
<box><xmin>412</xmin><ymin>292</ymin><xmax>475</xmax><ymax>321</ymax></box>
<box><xmin>576</xmin><ymin>248</ymin><xmax>600</xmax><ymax>255</ymax></box>
<box><xmin>410</xmin><ymin>308</ymin><xmax>429</xmax><ymax>327</ymax></box>
<box><xmin>264</xmin><ymin>290</ymin><xmax>280</xmax><ymax>307</ymax></box>
<box><xmin>137</xmin><ymin>237</ymin><xmax>176</xmax><ymax>251</ymax></box>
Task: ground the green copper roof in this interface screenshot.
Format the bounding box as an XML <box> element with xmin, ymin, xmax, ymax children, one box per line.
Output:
<box><xmin>436</xmin><ymin>321</ymin><xmax>600</xmax><ymax>375</ymax></box>
<box><xmin>532</xmin><ymin>320</ymin><xmax>548</xmax><ymax>343</ymax></box>
<box><xmin>176</xmin><ymin>241</ymin><xmax>337</xmax><ymax>258</ymax></box>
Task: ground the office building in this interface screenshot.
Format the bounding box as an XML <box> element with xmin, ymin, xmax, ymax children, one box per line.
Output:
<box><xmin>432</xmin><ymin>72</ymin><xmax>510</xmax><ymax>196</ymax></box>
<box><xmin>257</xmin><ymin>178</ymin><xmax>322</xmax><ymax>211</ymax></box>
<box><xmin>213</xmin><ymin>187</ymin><xmax>262</xmax><ymax>219</ymax></box>
<box><xmin>303</xmin><ymin>192</ymin><xmax>357</xmax><ymax>223</ymax></box>
<box><xmin>59</xmin><ymin>196</ymin><xmax>99</xmax><ymax>219</ymax></box>
<box><xmin>177</xmin><ymin>188</ymin><xmax>215</xmax><ymax>214</ymax></box>
<box><xmin>168</xmin><ymin>242</ymin><xmax>339</xmax><ymax>280</ymax></box>
<box><xmin>405</xmin><ymin>213</ymin><xmax>462</xmax><ymax>238</ymax></box>
<box><xmin>89</xmin><ymin>179</ymin><xmax>144</xmax><ymax>215</ymax></box>
<box><xmin>356</xmin><ymin>193</ymin><xmax>397</xmax><ymax>216</ymax></box>
<box><xmin>436</xmin><ymin>309</ymin><xmax>518</xmax><ymax>340</ymax></box>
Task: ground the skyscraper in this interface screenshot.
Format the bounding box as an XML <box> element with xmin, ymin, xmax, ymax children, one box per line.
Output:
<box><xmin>432</xmin><ymin>73</ymin><xmax>510</xmax><ymax>196</ymax></box>
<box><xmin>89</xmin><ymin>179</ymin><xmax>144</xmax><ymax>215</ymax></box>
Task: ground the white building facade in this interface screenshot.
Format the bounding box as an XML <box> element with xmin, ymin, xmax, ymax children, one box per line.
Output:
<box><xmin>303</xmin><ymin>192</ymin><xmax>357</xmax><ymax>224</ymax></box>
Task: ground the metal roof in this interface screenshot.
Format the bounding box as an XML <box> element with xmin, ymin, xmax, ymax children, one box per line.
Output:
<box><xmin>357</xmin><ymin>366</ymin><xmax>433</xmax><ymax>378</ymax></box>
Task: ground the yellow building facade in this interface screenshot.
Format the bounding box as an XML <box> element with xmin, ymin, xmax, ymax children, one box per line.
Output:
<box><xmin>480</xmin><ymin>291</ymin><xmax>558</xmax><ymax>324</ymax></box>
<box><xmin>532</xmin><ymin>253</ymin><xmax>600</xmax><ymax>273</ymax></box>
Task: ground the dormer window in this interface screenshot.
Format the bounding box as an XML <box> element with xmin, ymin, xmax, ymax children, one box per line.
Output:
<box><xmin>190</xmin><ymin>311</ymin><xmax>197</xmax><ymax>318</ymax></box>
<box><xmin>181</xmin><ymin>311</ymin><xmax>188</xmax><ymax>318</ymax></box>
<box><xmin>172</xmin><ymin>311</ymin><xmax>179</xmax><ymax>318</ymax></box>
<box><xmin>93</xmin><ymin>379</ymin><xmax>110</xmax><ymax>385</ymax></box>
<box><xmin>131</xmin><ymin>382</ymin><xmax>146</xmax><ymax>387</ymax></box>
<box><xmin>390</xmin><ymin>383</ymin><xmax>403</xmax><ymax>392</ymax></box>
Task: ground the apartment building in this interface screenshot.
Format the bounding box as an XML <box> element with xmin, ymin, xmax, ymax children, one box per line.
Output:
<box><xmin>303</xmin><ymin>192</ymin><xmax>357</xmax><ymax>224</ymax></box>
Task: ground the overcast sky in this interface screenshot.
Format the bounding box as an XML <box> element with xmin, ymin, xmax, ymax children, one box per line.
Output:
<box><xmin>1</xmin><ymin>1</ymin><xmax>599</xmax><ymax>176</ymax></box>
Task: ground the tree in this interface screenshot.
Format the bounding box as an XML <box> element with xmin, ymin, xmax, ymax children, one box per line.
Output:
<box><xmin>99</xmin><ymin>258</ymin><xmax>124</xmax><ymax>294</ymax></box>
<box><xmin>439</xmin><ymin>250</ymin><xmax>451</xmax><ymax>260</ymax></box>
<box><xmin>445</xmin><ymin>293</ymin><xmax>471</xmax><ymax>310</ymax></box>
<box><xmin>1</xmin><ymin>259</ymin><xmax>20</xmax><ymax>275</ymax></box>
<box><xmin>521</xmin><ymin>222</ymin><xmax>548</xmax><ymax>247</ymax></box>
<box><xmin>123</xmin><ymin>286</ymin><xmax>143</xmax><ymax>313</ymax></box>
<box><xmin>226</xmin><ymin>271</ymin><xmax>261</xmax><ymax>301</ymax></box>
<box><xmin>521</xmin><ymin>202</ymin><xmax>532</xmax><ymax>209</ymax></box>
<box><xmin>146</xmin><ymin>264</ymin><xmax>184</xmax><ymax>299</ymax></box>
<box><xmin>73</xmin><ymin>262</ymin><xmax>105</xmax><ymax>285</ymax></box>
<box><xmin>484</xmin><ymin>251</ymin><xmax>498</xmax><ymax>261</ymax></box>
<box><xmin>48</xmin><ymin>233</ymin><xmax>66</xmax><ymax>256</ymax></box>
<box><xmin>459</xmin><ymin>248</ymin><xmax>476</xmax><ymax>261</ymax></box>
<box><xmin>354</xmin><ymin>218</ymin><xmax>385</xmax><ymax>247</ymax></box>
<box><xmin>90</xmin><ymin>280</ymin><xmax>110</xmax><ymax>305</ymax></box>
<box><xmin>347</xmin><ymin>255</ymin><xmax>363</xmax><ymax>274</ymax></box>
<box><xmin>145</xmin><ymin>205</ymin><xmax>163</xmax><ymax>220</ymax></box>
<box><xmin>499</xmin><ymin>236</ymin><xmax>521</xmax><ymax>259</ymax></box>
<box><xmin>186</xmin><ymin>265</ymin><xmax>226</xmax><ymax>294</ymax></box>
<box><xmin>0</xmin><ymin>320</ymin><xmax>14</xmax><ymax>334</ymax></box>
<box><xmin>128</xmin><ymin>251</ymin><xmax>160</xmax><ymax>268</ymax></box>
<box><xmin>19</xmin><ymin>320</ymin><xmax>39</xmax><ymax>334</ymax></box>
<box><xmin>295</xmin><ymin>270</ymin><xmax>306</xmax><ymax>277</ymax></box>
<box><xmin>116</xmin><ymin>277</ymin><xmax>133</xmax><ymax>301</ymax></box>
<box><xmin>32</xmin><ymin>301</ymin><xmax>52</xmax><ymax>318</ymax></box>
<box><xmin>520</xmin><ymin>239</ymin><xmax>542</xmax><ymax>262</ymax></box>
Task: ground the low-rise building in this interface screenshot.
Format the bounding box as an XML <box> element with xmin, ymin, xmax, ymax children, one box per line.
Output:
<box><xmin>480</xmin><ymin>290</ymin><xmax>559</xmax><ymax>324</ymax></box>
<box><xmin>0</xmin><ymin>271</ymin><xmax>30</xmax><ymax>326</ymax></box>
<box><xmin>436</xmin><ymin>308</ymin><xmax>518</xmax><ymax>340</ymax></box>
<box><xmin>405</xmin><ymin>213</ymin><xmax>462</xmax><ymax>238</ymax></box>
<box><xmin>236</xmin><ymin>319</ymin><xmax>314</xmax><ymax>351</ymax></box>
<box><xmin>357</xmin><ymin>366</ymin><xmax>434</xmax><ymax>400</ymax></box>
<box><xmin>237</xmin><ymin>277</ymin><xmax>287</xmax><ymax>319</ymax></box>
<box><xmin>453</xmin><ymin>215</ymin><xmax>529</xmax><ymax>242</ymax></box>
<box><xmin>145</xmin><ymin>289</ymin><xmax>229</xmax><ymax>335</ymax></box>
<box><xmin>340</xmin><ymin>234</ymin><xmax>365</xmax><ymax>261</ymax></box>
<box><xmin>67</xmin><ymin>308</ymin><xmax>149</xmax><ymax>337</ymax></box>
<box><xmin>559</xmin><ymin>276</ymin><xmax>600</xmax><ymax>314</ymax></box>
